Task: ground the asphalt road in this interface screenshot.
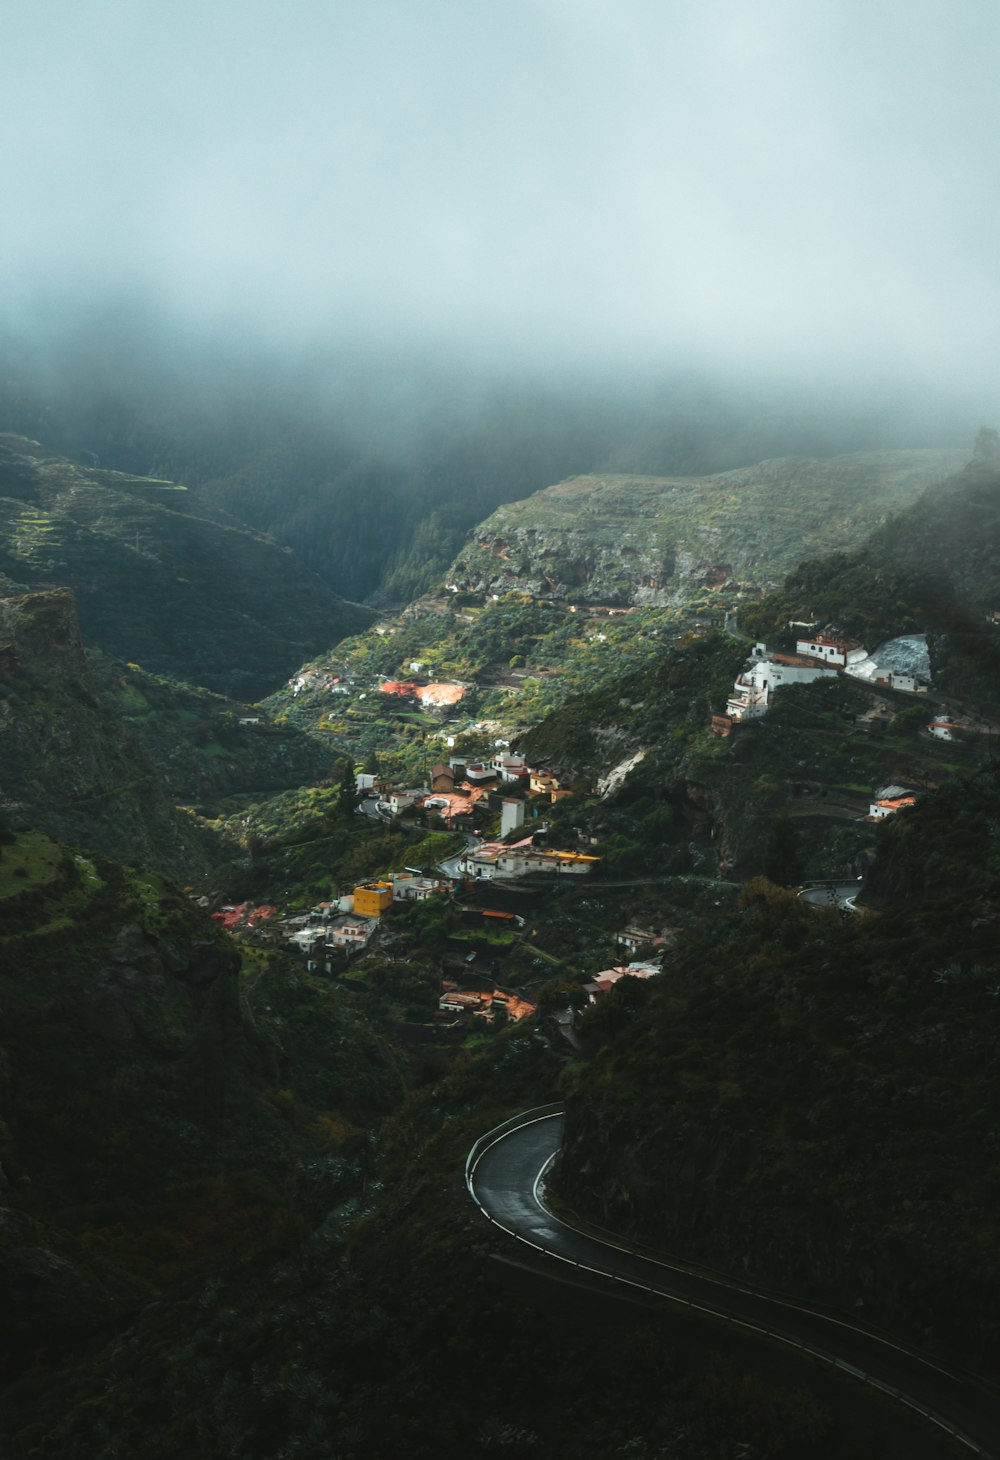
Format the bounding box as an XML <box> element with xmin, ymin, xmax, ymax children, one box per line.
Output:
<box><xmin>799</xmin><ymin>881</ymin><xmax>861</xmax><ymax>910</ymax></box>
<box><xmin>469</xmin><ymin>1113</ymin><xmax>1000</xmax><ymax>1458</ymax></box>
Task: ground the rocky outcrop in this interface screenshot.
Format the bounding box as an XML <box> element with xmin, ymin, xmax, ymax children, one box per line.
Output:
<box><xmin>0</xmin><ymin>589</ymin><xmax>212</xmax><ymax>877</ymax></box>
<box><xmin>448</xmin><ymin>453</ymin><xmax>966</xmax><ymax>609</ymax></box>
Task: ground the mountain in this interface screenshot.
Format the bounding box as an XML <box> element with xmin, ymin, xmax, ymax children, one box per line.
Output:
<box><xmin>0</xmin><ymin>821</ymin><xmax>407</xmax><ymax>1439</ymax></box>
<box><xmin>0</xmin><ymin>435</ymin><xmax>374</xmax><ymax>698</ymax></box>
<box><xmin>554</xmin><ymin>761</ymin><xmax>1000</xmax><ymax>1373</ymax></box>
<box><xmin>740</xmin><ymin>456</ymin><xmax>1000</xmax><ymax>703</ymax></box>
<box><xmin>448</xmin><ymin>450</ymin><xmax>966</xmax><ymax>608</ymax></box>
<box><xmin>89</xmin><ymin>654</ymin><xmax>335</xmax><ymax>811</ymax></box>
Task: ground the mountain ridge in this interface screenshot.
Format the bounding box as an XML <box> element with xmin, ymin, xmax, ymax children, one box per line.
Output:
<box><xmin>449</xmin><ymin>449</ymin><xmax>967</xmax><ymax>608</ymax></box>
<box><xmin>0</xmin><ymin>434</ymin><xmax>375</xmax><ymax>698</ymax></box>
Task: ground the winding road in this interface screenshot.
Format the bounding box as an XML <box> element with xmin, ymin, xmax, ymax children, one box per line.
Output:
<box><xmin>799</xmin><ymin>880</ymin><xmax>861</xmax><ymax>911</ymax></box>
<box><xmin>467</xmin><ymin>1110</ymin><xmax>999</xmax><ymax>1458</ymax></box>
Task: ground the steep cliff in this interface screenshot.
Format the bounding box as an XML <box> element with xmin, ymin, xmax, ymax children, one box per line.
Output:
<box><xmin>0</xmin><ymin>589</ymin><xmax>212</xmax><ymax>876</ymax></box>
<box><xmin>0</xmin><ymin>822</ymin><xmax>407</xmax><ymax>1418</ymax></box>
<box><xmin>449</xmin><ymin>451</ymin><xmax>965</xmax><ymax>608</ymax></box>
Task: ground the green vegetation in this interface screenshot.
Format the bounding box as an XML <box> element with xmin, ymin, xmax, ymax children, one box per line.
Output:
<box><xmin>739</xmin><ymin>459</ymin><xmax>1000</xmax><ymax>707</ymax></box>
<box><xmin>90</xmin><ymin>654</ymin><xmax>334</xmax><ymax>808</ymax></box>
<box><xmin>0</xmin><ymin>435</ymin><xmax>373</xmax><ymax>698</ymax></box>
<box><xmin>451</xmin><ymin>452</ymin><xmax>963</xmax><ymax>610</ymax></box>
<box><xmin>2</xmin><ymin>422</ymin><xmax>997</xmax><ymax>1457</ymax></box>
<box><xmin>556</xmin><ymin>765</ymin><xmax>1000</xmax><ymax>1376</ymax></box>
<box><xmin>0</xmin><ymin>590</ymin><xmax>216</xmax><ymax>879</ymax></box>
<box><xmin>209</xmin><ymin>783</ymin><xmax>462</xmax><ymax>904</ymax></box>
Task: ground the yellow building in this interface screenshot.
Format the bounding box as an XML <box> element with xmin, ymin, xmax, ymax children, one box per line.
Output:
<box><xmin>353</xmin><ymin>880</ymin><xmax>394</xmax><ymax>917</ymax></box>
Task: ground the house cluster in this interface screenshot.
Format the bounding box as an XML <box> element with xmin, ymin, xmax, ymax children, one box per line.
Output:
<box><xmin>283</xmin><ymin>870</ymin><xmax>449</xmax><ymax>966</ymax></box>
<box><xmin>458</xmin><ymin>834</ymin><xmax>599</xmax><ymax>882</ymax></box>
<box><xmin>583</xmin><ymin>960</ymin><xmax>661</xmax><ymax>1002</ymax></box>
<box><xmin>378</xmin><ymin>679</ymin><xmax>467</xmax><ymax>707</ymax></box>
<box><xmin>716</xmin><ymin>629</ymin><xmax>932</xmax><ymax>732</ymax></box>
<box><xmin>371</xmin><ymin>753</ymin><xmax>573</xmax><ymax>833</ymax></box>
<box><xmin>438</xmin><ymin>981</ymin><xmax>535</xmax><ymax>1022</ymax></box>
<box><xmin>211</xmin><ymin>901</ymin><xmax>278</xmax><ymax>932</ymax></box>
<box><xmin>288</xmin><ymin>665</ymin><xmax>468</xmax><ymax>710</ymax></box>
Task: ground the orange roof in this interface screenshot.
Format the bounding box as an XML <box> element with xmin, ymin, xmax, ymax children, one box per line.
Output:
<box><xmin>418</xmin><ymin>786</ymin><xmax>486</xmax><ymax>819</ymax></box>
<box><xmin>212</xmin><ymin>901</ymin><xmax>249</xmax><ymax>932</ymax></box>
<box><xmin>770</xmin><ymin>652</ymin><xmax>839</xmax><ymax>668</ymax></box>
<box><xmin>800</xmin><ymin>635</ymin><xmax>858</xmax><ymax>649</ymax></box>
<box><xmin>415</xmin><ymin>682</ymin><xmax>466</xmax><ymax>706</ymax></box>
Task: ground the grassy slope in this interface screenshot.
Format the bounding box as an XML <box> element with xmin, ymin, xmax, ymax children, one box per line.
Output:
<box><xmin>0</xmin><ymin>434</ymin><xmax>374</xmax><ymax>698</ymax></box>
<box><xmin>450</xmin><ymin>450</ymin><xmax>966</xmax><ymax>605</ymax></box>
<box><xmin>0</xmin><ymin>590</ymin><xmax>216</xmax><ymax>879</ymax></box>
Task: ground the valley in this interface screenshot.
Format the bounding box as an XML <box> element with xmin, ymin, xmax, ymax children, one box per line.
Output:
<box><xmin>2</xmin><ymin>435</ymin><xmax>999</xmax><ymax>1459</ymax></box>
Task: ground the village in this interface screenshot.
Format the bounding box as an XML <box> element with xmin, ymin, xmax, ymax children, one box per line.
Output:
<box><xmin>203</xmin><ymin>613</ymin><xmax>1000</xmax><ymax>1049</ymax></box>
<box><xmin>205</xmin><ymin>745</ymin><xmax>677</xmax><ymax>1043</ymax></box>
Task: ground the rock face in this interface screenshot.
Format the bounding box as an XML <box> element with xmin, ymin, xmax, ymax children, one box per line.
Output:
<box><xmin>448</xmin><ymin>452</ymin><xmax>966</xmax><ymax>608</ymax></box>
<box><xmin>0</xmin><ymin>589</ymin><xmax>211</xmax><ymax>876</ymax></box>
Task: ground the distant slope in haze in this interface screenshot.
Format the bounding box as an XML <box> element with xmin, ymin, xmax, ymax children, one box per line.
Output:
<box><xmin>0</xmin><ymin>435</ymin><xmax>374</xmax><ymax>698</ymax></box>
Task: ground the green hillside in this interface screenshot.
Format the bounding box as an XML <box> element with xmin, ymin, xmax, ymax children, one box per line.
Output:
<box><xmin>0</xmin><ymin>823</ymin><xmax>407</xmax><ymax>1448</ymax></box>
<box><xmin>0</xmin><ymin>590</ymin><xmax>215</xmax><ymax>878</ymax></box>
<box><xmin>450</xmin><ymin>450</ymin><xmax>966</xmax><ymax>608</ymax></box>
<box><xmin>740</xmin><ymin>457</ymin><xmax>1000</xmax><ymax>705</ymax></box>
<box><xmin>554</xmin><ymin>762</ymin><xmax>1000</xmax><ymax>1372</ymax></box>
<box><xmin>0</xmin><ymin>435</ymin><xmax>374</xmax><ymax>698</ymax></box>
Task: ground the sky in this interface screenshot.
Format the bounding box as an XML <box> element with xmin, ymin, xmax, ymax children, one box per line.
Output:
<box><xmin>3</xmin><ymin>0</ymin><xmax>1000</xmax><ymax>397</ymax></box>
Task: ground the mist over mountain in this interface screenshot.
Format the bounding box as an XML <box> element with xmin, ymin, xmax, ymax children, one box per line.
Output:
<box><xmin>3</xmin><ymin>1</ymin><xmax>999</xmax><ymax>560</ymax></box>
<box><xmin>4</xmin><ymin>6</ymin><xmax>1000</xmax><ymax>1457</ymax></box>
<box><xmin>0</xmin><ymin>319</ymin><xmax>988</xmax><ymax>610</ymax></box>
<box><xmin>5</xmin><ymin>2</ymin><xmax>1000</xmax><ymax>396</ymax></box>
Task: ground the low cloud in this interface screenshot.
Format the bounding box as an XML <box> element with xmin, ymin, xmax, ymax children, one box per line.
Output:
<box><xmin>3</xmin><ymin>0</ymin><xmax>999</xmax><ymax>400</ymax></box>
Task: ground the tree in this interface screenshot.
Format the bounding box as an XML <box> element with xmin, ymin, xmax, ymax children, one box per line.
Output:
<box><xmin>763</xmin><ymin>813</ymin><xmax>804</xmax><ymax>887</ymax></box>
<box><xmin>338</xmin><ymin>760</ymin><xmax>359</xmax><ymax>816</ymax></box>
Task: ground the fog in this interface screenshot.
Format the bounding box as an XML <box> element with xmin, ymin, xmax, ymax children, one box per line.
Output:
<box><xmin>4</xmin><ymin>0</ymin><xmax>1000</xmax><ymax>420</ymax></box>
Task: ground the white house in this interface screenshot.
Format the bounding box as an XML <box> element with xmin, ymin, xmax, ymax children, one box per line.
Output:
<box><xmin>617</xmin><ymin>926</ymin><xmax>659</xmax><ymax>954</ymax></box>
<box><xmin>388</xmin><ymin>788</ymin><xmax>425</xmax><ymax>815</ymax></box>
<box><xmin>868</xmin><ymin>786</ymin><xmax>917</xmax><ymax>819</ymax></box>
<box><xmin>464</xmin><ymin>762</ymin><xmax>497</xmax><ymax>784</ymax></box>
<box><xmin>324</xmin><ymin>914</ymin><xmax>376</xmax><ymax>950</ymax></box>
<box><xmin>391</xmin><ymin>873</ymin><xmax>447</xmax><ymax>902</ymax></box>
<box><xmin>864</xmin><ymin>800</ymin><xmax>916</xmax><ymax>823</ymax></box>
<box><xmin>501</xmin><ymin>798</ymin><xmax>525</xmax><ymax>836</ymax></box>
<box><xmin>726</xmin><ymin>652</ymin><xmax>837</xmax><ymax>722</ymax></box>
<box><xmin>459</xmin><ymin>848</ymin><xmax>499</xmax><ymax>879</ymax></box>
<box><xmin>491</xmin><ymin>754</ymin><xmax>529</xmax><ymax>784</ymax></box>
<box><xmin>494</xmin><ymin>848</ymin><xmax>599</xmax><ymax>878</ymax></box>
<box><xmin>796</xmin><ymin>635</ymin><xmax>867</xmax><ymax>668</ymax></box>
<box><xmin>874</xmin><ymin>671</ymin><xmax>926</xmax><ymax>693</ymax></box>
